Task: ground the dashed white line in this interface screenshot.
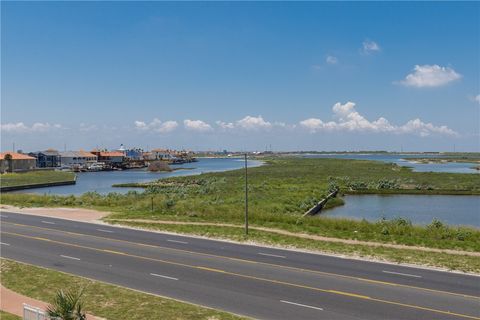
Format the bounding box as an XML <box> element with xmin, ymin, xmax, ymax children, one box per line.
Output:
<box><xmin>96</xmin><ymin>229</ymin><xmax>114</xmax><ymax>233</ymax></box>
<box><xmin>280</xmin><ymin>300</ymin><xmax>324</xmax><ymax>311</ymax></box>
<box><xmin>41</xmin><ymin>221</ymin><xmax>55</xmax><ymax>225</ymax></box>
<box><xmin>258</xmin><ymin>252</ymin><xmax>286</xmax><ymax>259</ymax></box>
<box><xmin>382</xmin><ymin>270</ymin><xmax>422</xmax><ymax>278</ymax></box>
<box><xmin>150</xmin><ymin>273</ymin><xmax>178</xmax><ymax>281</ymax></box>
<box><xmin>60</xmin><ymin>255</ymin><xmax>80</xmax><ymax>261</ymax></box>
<box><xmin>0</xmin><ymin>242</ymin><xmax>10</xmax><ymax>246</ymax></box>
<box><xmin>0</xmin><ymin>215</ymin><xmax>8</xmax><ymax>218</ymax></box>
<box><xmin>167</xmin><ymin>239</ymin><xmax>188</xmax><ymax>244</ymax></box>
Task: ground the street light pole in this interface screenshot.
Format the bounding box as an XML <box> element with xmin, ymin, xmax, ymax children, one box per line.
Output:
<box><xmin>244</xmin><ymin>153</ymin><xmax>248</xmax><ymax>235</ymax></box>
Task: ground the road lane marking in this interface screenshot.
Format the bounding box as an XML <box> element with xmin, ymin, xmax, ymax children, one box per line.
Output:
<box><xmin>0</xmin><ymin>242</ymin><xmax>10</xmax><ymax>246</ymax></box>
<box><xmin>3</xmin><ymin>221</ymin><xmax>479</xmax><ymax>301</ymax></box>
<box><xmin>4</xmin><ymin>231</ymin><xmax>479</xmax><ymax>320</ymax></box>
<box><xmin>0</xmin><ymin>215</ymin><xmax>8</xmax><ymax>218</ymax></box>
<box><xmin>41</xmin><ymin>221</ymin><xmax>55</xmax><ymax>225</ymax></box>
<box><xmin>328</xmin><ymin>290</ymin><xmax>370</xmax><ymax>299</ymax></box>
<box><xmin>196</xmin><ymin>266</ymin><xmax>226</xmax><ymax>273</ymax></box>
<box><xmin>150</xmin><ymin>273</ymin><xmax>178</xmax><ymax>281</ymax></box>
<box><xmin>383</xmin><ymin>270</ymin><xmax>422</xmax><ymax>278</ymax></box>
<box><xmin>96</xmin><ymin>229</ymin><xmax>114</xmax><ymax>233</ymax></box>
<box><xmin>60</xmin><ymin>255</ymin><xmax>80</xmax><ymax>261</ymax></box>
<box><xmin>258</xmin><ymin>252</ymin><xmax>286</xmax><ymax>259</ymax></box>
<box><xmin>280</xmin><ymin>300</ymin><xmax>323</xmax><ymax>311</ymax></box>
<box><xmin>167</xmin><ymin>239</ymin><xmax>188</xmax><ymax>244</ymax></box>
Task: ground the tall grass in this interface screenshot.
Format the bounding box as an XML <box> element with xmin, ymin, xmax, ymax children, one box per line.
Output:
<box><xmin>2</xmin><ymin>157</ymin><xmax>479</xmax><ymax>251</ymax></box>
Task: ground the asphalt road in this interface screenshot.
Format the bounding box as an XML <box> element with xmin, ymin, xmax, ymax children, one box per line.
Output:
<box><xmin>1</xmin><ymin>211</ymin><xmax>479</xmax><ymax>320</ymax></box>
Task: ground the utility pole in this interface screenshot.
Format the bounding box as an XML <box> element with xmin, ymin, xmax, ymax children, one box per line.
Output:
<box><xmin>244</xmin><ymin>153</ymin><xmax>248</xmax><ymax>235</ymax></box>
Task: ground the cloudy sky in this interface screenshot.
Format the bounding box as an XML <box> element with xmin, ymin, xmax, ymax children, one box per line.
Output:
<box><xmin>1</xmin><ymin>2</ymin><xmax>479</xmax><ymax>152</ymax></box>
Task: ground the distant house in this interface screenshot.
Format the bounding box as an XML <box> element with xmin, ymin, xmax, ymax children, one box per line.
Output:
<box><xmin>91</xmin><ymin>151</ymin><xmax>124</xmax><ymax>164</ymax></box>
<box><xmin>151</xmin><ymin>149</ymin><xmax>177</xmax><ymax>161</ymax></box>
<box><xmin>29</xmin><ymin>149</ymin><xmax>61</xmax><ymax>168</ymax></box>
<box><xmin>60</xmin><ymin>151</ymin><xmax>97</xmax><ymax>167</ymax></box>
<box><xmin>0</xmin><ymin>152</ymin><xmax>36</xmax><ymax>173</ymax></box>
<box><xmin>125</xmin><ymin>148</ymin><xmax>144</xmax><ymax>160</ymax></box>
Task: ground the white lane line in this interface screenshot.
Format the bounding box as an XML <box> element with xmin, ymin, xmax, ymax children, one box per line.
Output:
<box><xmin>0</xmin><ymin>242</ymin><xmax>11</xmax><ymax>246</ymax></box>
<box><xmin>60</xmin><ymin>255</ymin><xmax>81</xmax><ymax>261</ymax></box>
<box><xmin>150</xmin><ymin>273</ymin><xmax>178</xmax><ymax>281</ymax></box>
<box><xmin>382</xmin><ymin>270</ymin><xmax>422</xmax><ymax>278</ymax></box>
<box><xmin>167</xmin><ymin>239</ymin><xmax>188</xmax><ymax>244</ymax></box>
<box><xmin>41</xmin><ymin>221</ymin><xmax>55</xmax><ymax>225</ymax></box>
<box><xmin>96</xmin><ymin>229</ymin><xmax>114</xmax><ymax>233</ymax></box>
<box><xmin>280</xmin><ymin>300</ymin><xmax>324</xmax><ymax>311</ymax></box>
<box><xmin>0</xmin><ymin>214</ymin><xmax>8</xmax><ymax>218</ymax></box>
<box><xmin>258</xmin><ymin>252</ymin><xmax>286</xmax><ymax>259</ymax></box>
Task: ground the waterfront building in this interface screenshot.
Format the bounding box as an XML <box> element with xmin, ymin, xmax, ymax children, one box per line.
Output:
<box><xmin>28</xmin><ymin>149</ymin><xmax>61</xmax><ymax>168</ymax></box>
<box><xmin>91</xmin><ymin>151</ymin><xmax>125</xmax><ymax>164</ymax></box>
<box><xmin>0</xmin><ymin>152</ymin><xmax>36</xmax><ymax>173</ymax></box>
<box><xmin>60</xmin><ymin>151</ymin><xmax>98</xmax><ymax>167</ymax></box>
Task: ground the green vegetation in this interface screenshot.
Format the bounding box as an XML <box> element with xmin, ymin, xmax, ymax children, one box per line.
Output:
<box><xmin>0</xmin><ymin>310</ymin><xmax>21</xmax><ymax>320</ymax></box>
<box><xmin>46</xmin><ymin>287</ymin><xmax>87</xmax><ymax>320</ymax></box>
<box><xmin>0</xmin><ymin>259</ymin><xmax>244</xmax><ymax>320</ymax></box>
<box><xmin>1</xmin><ymin>158</ymin><xmax>479</xmax><ymax>255</ymax></box>
<box><xmin>0</xmin><ymin>171</ymin><xmax>75</xmax><ymax>188</ymax></box>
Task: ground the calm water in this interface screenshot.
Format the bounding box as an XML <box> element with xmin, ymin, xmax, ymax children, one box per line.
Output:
<box><xmin>322</xmin><ymin>195</ymin><xmax>480</xmax><ymax>227</ymax></box>
<box><xmin>13</xmin><ymin>158</ymin><xmax>263</xmax><ymax>195</ymax></box>
<box><xmin>302</xmin><ymin>154</ymin><xmax>479</xmax><ymax>174</ymax></box>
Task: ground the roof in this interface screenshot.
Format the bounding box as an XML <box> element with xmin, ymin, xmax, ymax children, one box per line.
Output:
<box><xmin>97</xmin><ymin>151</ymin><xmax>124</xmax><ymax>157</ymax></box>
<box><xmin>0</xmin><ymin>152</ymin><xmax>36</xmax><ymax>160</ymax></box>
<box><xmin>60</xmin><ymin>151</ymin><xmax>97</xmax><ymax>158</ymax></box>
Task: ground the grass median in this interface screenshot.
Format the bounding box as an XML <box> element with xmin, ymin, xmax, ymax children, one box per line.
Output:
<box><xmin>0</xmin><ymin>310</ymin><xmax>21</xmax><ymax>320</ymax></box>
<box><xmin>0</xmin><ymin>259</ymin><xmax>245</xmax><ymax>320</ymax></box>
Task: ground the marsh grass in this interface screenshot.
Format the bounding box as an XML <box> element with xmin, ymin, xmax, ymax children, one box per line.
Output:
<box><xmin>2</xmin><ymin>158</ymin><xmax>479</xmax><ymax>252</ymax></box>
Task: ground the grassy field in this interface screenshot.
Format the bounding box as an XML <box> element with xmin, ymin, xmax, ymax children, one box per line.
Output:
<box><xmin>1</xmin><ymin>158</ymin><xmax>479</xmax><ymax>254</ymax></box>
<box><xmin>0</xmin><ymin>311</ymin><xmax>21</xmax><ymax>320</ymax></box>
<box><xmin>0</xmin><ymin>170</ymin><xmax>75</xmax><ymax>188</ymax></box>
<box><xmin>0</xmin><ymin>259</ymin><xmax>244</xmax><ymax>320</ymax></box>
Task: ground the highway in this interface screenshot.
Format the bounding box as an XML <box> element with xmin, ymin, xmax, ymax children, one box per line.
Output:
<box><xmin>1</xmin><ymin>211</ymin><xmax>479</xmax><ymax>319</ymax></box>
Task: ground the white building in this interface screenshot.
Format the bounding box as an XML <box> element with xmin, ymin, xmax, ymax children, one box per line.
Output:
<box><xmin>59</xmin><ymin>151</ymin><xmax>97</xmax><ymax>167</ymax></box>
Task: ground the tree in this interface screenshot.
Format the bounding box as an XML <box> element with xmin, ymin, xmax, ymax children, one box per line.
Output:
<box><xmin>46</xmin><ymin>287</ymin><xmax>87</xmax><ymax>320</ymax></box>
<box><xmin>4</xmin><ymin>153</ymin><xmax>13</xmax><ymax>173</ymax></box>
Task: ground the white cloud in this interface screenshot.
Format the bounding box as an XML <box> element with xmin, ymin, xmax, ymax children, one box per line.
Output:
<box><xmin>236</xmin><ymin>115</ymin><xmax>272</xmax><ymax>130</ymax></box>
<box><xmin>397</xmin><ymin>118</ymin><xmax>457</xmax><ymax>137</ymax></box>
<box><xmin>134</xmin><ymin>118</ymin><xmax>178</xmax><ymax>133</ymax></box>
<box><xmin>216</xmin><ymin>121</ymin><xmax>235</xmax><ymax>129</ymax></box>
<box><xmin>362</xmin><ymin>39</ymin><xmax>381</xmax><ymax>54</ymax></box>
<box><xmin>398</xmin><ymin>65</ymin><xmax>461</xmax><ymax>88</ymax></box>
<box><xmin>1</xmin><ymin>122</ymin><xmax>62</xmax><ymax>133</ymax></box>
<box><xmin>300</xmin><ymin>101</ymin><xmax>457</xmax><ymax>137</ymax></box>
<box><xmin>326</xmin><ymin>55</ymin><xmax>338</xmax><ymax>64</ymax></box>
<box><xmin>474</xmin><ymin>94</ymin><xmax>480</xmax><ymax>104</ymax></box>
<box><xmin>183</xmin><ymin>119</ymin><xmax>213</xmax><ymax>132</ymax></box>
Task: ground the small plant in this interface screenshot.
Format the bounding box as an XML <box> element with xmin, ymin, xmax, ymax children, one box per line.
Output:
<box><xmin>428</xmin><ymin>218</ymin><xmax>444</xmax><ymax>230</ymax></box>
<box><xmin>46</xmin><ymin>287</ymin><xmax>86</xmax><ymax>320</ymax></box>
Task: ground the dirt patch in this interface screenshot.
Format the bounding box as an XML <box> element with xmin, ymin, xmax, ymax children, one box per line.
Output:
<box><xmin>0</xmin><ymin>205</ymin><xmax>108</xmax><ymax>222</ymax></box>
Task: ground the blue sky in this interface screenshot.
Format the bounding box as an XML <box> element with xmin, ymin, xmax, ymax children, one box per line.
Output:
<box><xmin>1</xmin><ymin>2</ymin><xmax>479</xmax><ymax>152</ymax></box>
